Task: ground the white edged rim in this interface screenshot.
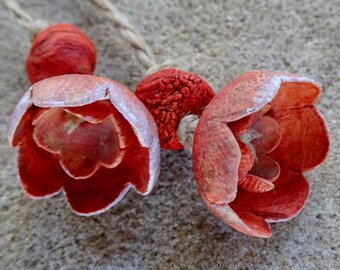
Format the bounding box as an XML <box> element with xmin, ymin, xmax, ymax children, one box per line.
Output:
<box><xmin>137</xmin><ymin>137</ymin><xmax>161</xmax><ymax>195</ymax></box>
<box><xmin>206</xmin><ymin>202</ymin><xmax>272</xmax><ymax>238</ymax></box>
<box><xmin>16</xmin><ymin>148</ymin><xmax>131</xmax><ymax>214</ymax></box>
<box><xmin>107</xmin><ymin>81</ymin><xmax>160</xmax><ymax>195</ymax></box>
<box><xmin>192</xmin><ymin>118</ymin><xmax>241</xmax><ymax>205</ymax></box>
<box><xmin>64</xmin><ymin>184</ymin><xmax>133</xmax><ymax>216</ymax></box>
<box><xmin>207</xmin><ymin>70</ymin><xmax>322</xmax><ymax>123</ymax></box>
<box><xmin>8</xmin><ymin>88</ymin><xmax>33</xmax><ymax>146</ymax></box>
<box><xmin>23</xmin><ymin>184</ymin><xmax>133</xmax><ymax>216</ymax></box>
<box><xmin>30</xmin><ymin>74</ymin><xmax>111</xmax><ymax>107</ymax></box>
<box><xmin>24</xmin><ymin>187</ymin><xmax>63</xmax><ymax>200</ymax></box>
<box><xmin>302</xmin><ymin>107</ymin><xmax>331</xmax><ymax>171</ymax></box>
<box><xmin>264</xmin><ymin>177</ymin><xmax>311</xmax><ymax>223</ymax></box>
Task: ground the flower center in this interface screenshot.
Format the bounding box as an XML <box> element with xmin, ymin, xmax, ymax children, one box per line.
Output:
<box><xmin>239</xmin><ymin>129</ymin><xmax>262</xmax><ymax>145</ymax></box>
<box><xmin>32</xmin><ymin>107</ymin><xmax>127</xmax><ymax>179</ymax></box>
<box><xmin>239</xmin><ymin>129</ymin><xmax>262</xmax><ymax>158</ymax></box>
<box><xmin>236</xmin><ymin>113</ymin><xmax>282</xmax><ymax>193</ymax></box>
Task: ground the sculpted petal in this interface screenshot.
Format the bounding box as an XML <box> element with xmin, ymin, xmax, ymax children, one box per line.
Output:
<box><xmin>249</xmin><ymin>155</ymin><xmax>281</xmax><ymax>182</ymax></box>
<box><xmin>228</xmin><ymin>115</ymin><xmax>253</xmax><ymax>136</ymax></box>
<box><xmin>193</xmin><ymin>119</ymin><xmax>241</xmax><ymax>205</ymax></box>
<box><xmin>238</xmin><ymin>175</ymin><xmax>275</xmax><ymax>193</ymax></box>
<box><xmin>237</xmin><ymin>141</ymin><xmax>254</xmax><ymax>177</ymax></box>
<box><xmin>243</xmin><ymin>169</ymin><xmax>310</xmax><ymax>222</ymax></box>
<box><xmin>8</xmin><ymin>89</ymin><xmax>33</xmax><ymax>147</ymax></box>
<box><xmin>270</xmin><ymin>107</ymin><xmax>329</xmax><ymax>171</ymax></box>
<box><xmin>250</xmin><ymin>115</ymin><xmax>282</xmax><ymax>154</ymax></box>
<box><xmin>63</xmin><ymin>100</ymin><xmax>113</xmax><ymax>123</ymax></box>
<box><xmin>64</xmin><ymin>124</ymin><xmax>153</xmax><ymax>215</ymax></box>
<box><xmin>33</xmin><ymin>107</ymin><xmax>127</xmax><ymax>179</ymax></box>
<box><xmin>207</xmin><ymin>202</ymin><xmax>272</xmax><ymax>238</ymax></box>
<box><xmin>31</xmin><ymin>74</ymin><xmax>110</xmax><ymax>107</ymax></box>
<box><xmin>209</xmin><ymin>169</ymin><xmax>308</xmax><ymax>236</ymax></box>
<box><xmin>18</xmin><ymin>137</ymin><xmax>67</xmax><ymax>198</ymax></box>
<box><xmin>270</xmin><ymin>82</ymin><xmax>321</xmax><ymax>117</ymax></box>
<box><xmin>205</xmin><ymin>70</ymin><xmax>321</xmax><ymax>123</ymax></box>
<box><xmin>64</xmin><ymin>167</ymin><xmax>131</xmax><ymax>215</ymax></box>
<box><xmin>108</xmin><ymin>80</ymin><xmax>160</xmax><ymax>193</ymax></box>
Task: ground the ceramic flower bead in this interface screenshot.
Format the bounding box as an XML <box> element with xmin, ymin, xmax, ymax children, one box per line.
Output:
<box><xmin>192</xmin><ymin>70</ymin><xmax>329</xmax><ymax>237</ymax></box>
<box><xmin>8</xmin><ymin>74</ymin><xmax>160</xmax><ymax>215</ymax></box>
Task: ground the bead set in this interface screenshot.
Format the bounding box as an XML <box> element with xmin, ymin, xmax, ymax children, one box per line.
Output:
<box><xmin>6</xmin><ymin>1</ymin><xmax>329</xmax><ymax>238</ymax></box>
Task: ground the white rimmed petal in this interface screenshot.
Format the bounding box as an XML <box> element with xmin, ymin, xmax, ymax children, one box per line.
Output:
<box><xmin>64</xmin><ymin>185</ymin><xmax>132</xmax><ymax>217</ymax></box>
<box><xmin>8</xmin><ymin>88</ymin><xmax>33</xmax><ymax>146</ymax></box>
<box><xmin>207</xmin><ymin>70</ymin><xmax>321</xmax><ymax>123</ymax></box>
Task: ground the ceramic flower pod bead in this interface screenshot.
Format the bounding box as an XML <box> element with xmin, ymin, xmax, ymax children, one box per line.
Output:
<box><xmin>135</xmin><ymin>68</ymin><xmax>215</xmax><ymax>150</ymax></box>
<box><xmin>192</xmin><ymin>70</ymin><xmax>329</xmax><ymax>238</ymax></box>
<box><xmin>26</xmin><ymin>23</ymin><xmax>96</xmax><ymax>84</ymax></box>
<box><xmin>8</xmin><ymin>74</ymin><xmax>160</xmax><ymax>215</ymax></box>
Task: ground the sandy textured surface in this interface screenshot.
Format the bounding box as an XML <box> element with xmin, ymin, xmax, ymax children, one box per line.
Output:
<box><xmin>0</xmin><ymin>0</ymin><xmax>339</xmax><ymax>269</ymax></box>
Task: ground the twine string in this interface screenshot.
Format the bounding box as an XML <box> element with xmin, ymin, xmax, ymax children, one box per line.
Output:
<box><xmin>86</xmin><ymin>0</ymin><xmax>155</xmax><ymax>70</ymax></box>
<box><xmin>81</xmin><ymin>0</ymin><xmax>176</xmax><ymax>76</ymax></box>
<box><xmin>4</xmin><ymin>0</ymin><xmax>49</xmax><ymax>36</ymax></box>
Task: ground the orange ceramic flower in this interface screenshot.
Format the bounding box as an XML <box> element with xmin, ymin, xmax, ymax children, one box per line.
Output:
<box><xmin>192</xmin><ymin>70</ymin><xmax>329</xmax><ymax>237</ymax></box>
<box><xmin>8</xmin><ymin>74</ymin><xmax>160</xmax><ymax>215</ymax></box>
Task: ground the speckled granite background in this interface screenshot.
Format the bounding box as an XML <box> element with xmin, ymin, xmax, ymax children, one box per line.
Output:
<box><xmin>0</xmin><ymin>0</ymin><xmax>339</xmax><ymax>269</ymax></box>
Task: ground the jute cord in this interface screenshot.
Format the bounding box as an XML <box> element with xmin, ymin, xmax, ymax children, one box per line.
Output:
<box><xmin>4</xmin><ymin>0</ymin><xmax>49</xmax><ymax>37</ymax></box>
<box><xmin>79</xmin><ymin>0</ymin><xmax>176</xmax><ymax>76</ymax></box>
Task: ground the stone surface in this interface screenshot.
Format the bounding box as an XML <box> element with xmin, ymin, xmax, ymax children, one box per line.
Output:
<box><xmin>0</xmin><ymin>0</ymin><xmax>339</xmax><ymax>269</ymax></box>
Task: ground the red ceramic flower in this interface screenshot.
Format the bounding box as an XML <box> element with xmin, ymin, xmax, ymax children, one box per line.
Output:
<box><xmin>192</xmin><ymin>70</ymin><xmax>329</xmax><ymax>237</ymax></box>
<box><xmin>8</xmin><ymin>74</ymin><xmax>160</xmax><ymax>215</ymax></box>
